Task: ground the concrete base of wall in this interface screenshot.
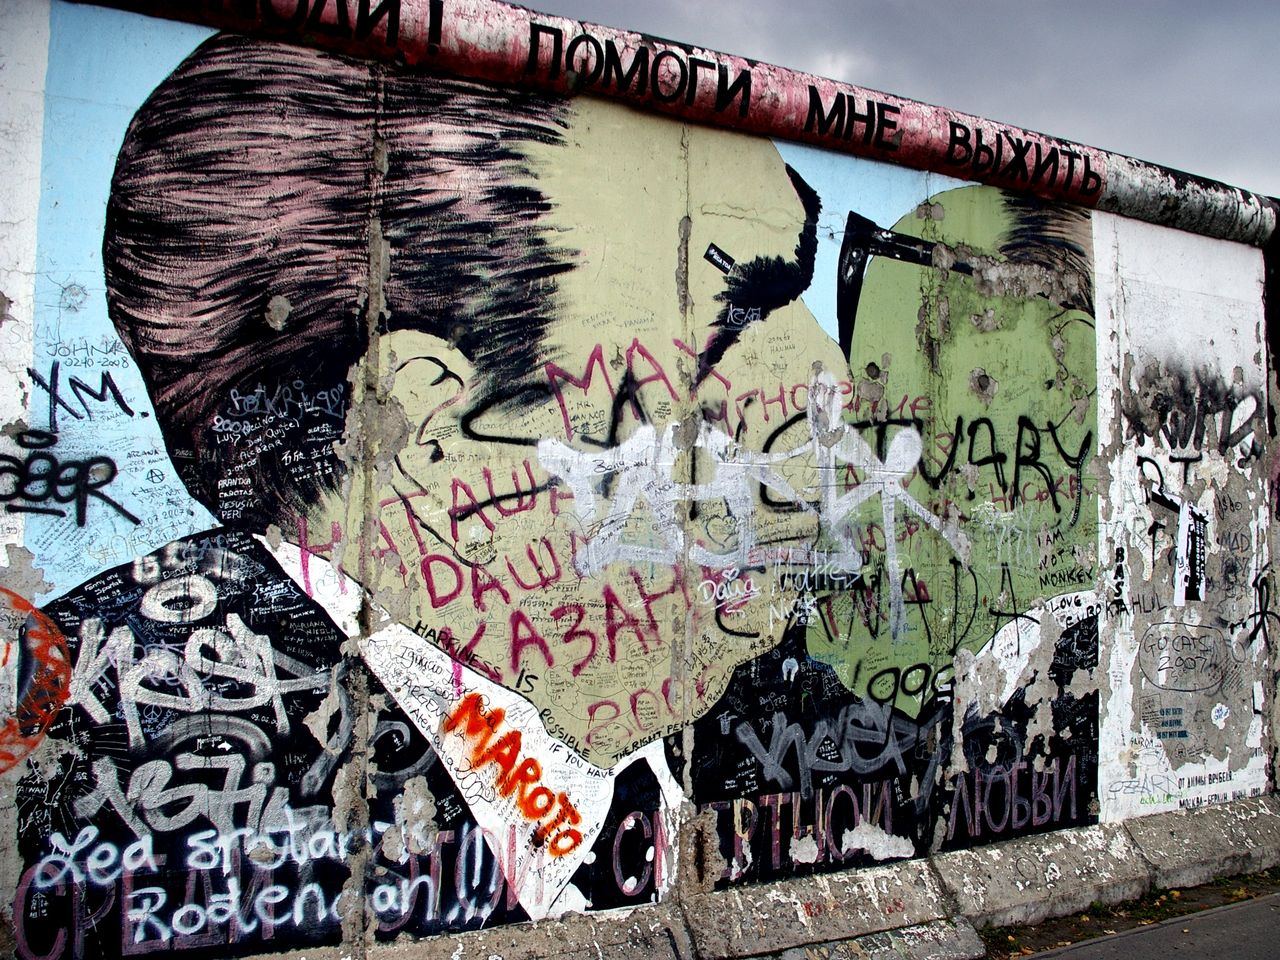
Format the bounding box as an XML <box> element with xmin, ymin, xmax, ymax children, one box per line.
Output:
<box><xmin>372</xmin><ymin>796</ymin><xmax>1280</xmax><ymax>960</ymax></box>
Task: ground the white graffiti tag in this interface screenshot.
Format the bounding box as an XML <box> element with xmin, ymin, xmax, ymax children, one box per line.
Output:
<box><xmin>539</xmin><ymin>372</ymin><xmax>968</xmax><ymax>638</ymax></box>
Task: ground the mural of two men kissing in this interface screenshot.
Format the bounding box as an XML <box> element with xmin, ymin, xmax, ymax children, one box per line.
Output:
<box><xmin>16</xmin><ymin>29</ymin><xmax>1100</xmax><ymax>957</ymax></box>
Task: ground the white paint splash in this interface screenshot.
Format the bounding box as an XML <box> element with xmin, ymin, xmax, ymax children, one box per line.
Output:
<box><xmin>838</xmin><ymin>822</ymin><xmax>915</xmax><ymax>861</ymax></box>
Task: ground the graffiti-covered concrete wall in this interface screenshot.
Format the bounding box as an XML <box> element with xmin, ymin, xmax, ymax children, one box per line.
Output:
<box><xmin>0</xmin><ymin>1</ymin><xmax>1276</xmax><ymax>957</ymax></box>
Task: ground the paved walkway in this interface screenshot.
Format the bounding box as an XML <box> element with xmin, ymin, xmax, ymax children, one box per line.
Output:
<box><xmin>1031</xmin><ymin>892</ymin><xmax>1280</xmax><ymax>958</ymax></box>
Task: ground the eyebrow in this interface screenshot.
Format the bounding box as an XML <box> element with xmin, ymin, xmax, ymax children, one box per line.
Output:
<box><xmin>835</xmin><ymin>209</ymin><xmax>977</xmax><ymax>358</ymax></box>
<box><xmin>694</xmin><ymin>164</ymin><xmax>821</xmax><ymax>387</ymax></box>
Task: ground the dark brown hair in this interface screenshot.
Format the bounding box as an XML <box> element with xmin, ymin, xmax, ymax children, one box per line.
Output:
<box><xmin>105</xmin><ymin>33</ymin><xmax>573</xmax><ymax>529</ymax></box>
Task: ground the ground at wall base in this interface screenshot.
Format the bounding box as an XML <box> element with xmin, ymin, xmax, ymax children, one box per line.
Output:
<box><xmin>980</xmin><ymin>864</ymin><xmax>1280</xmax><ymax>958</ymax></box>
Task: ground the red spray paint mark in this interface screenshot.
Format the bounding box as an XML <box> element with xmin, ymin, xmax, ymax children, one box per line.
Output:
<box><xmin>444</xmin><ymin>693</ymin><xmax>583</xmax><ymax>856</ymax></box>
<box><xmin>0</xmin><ymin>588</ymin><xmax>72</xmax><ymax>773</ymax></box>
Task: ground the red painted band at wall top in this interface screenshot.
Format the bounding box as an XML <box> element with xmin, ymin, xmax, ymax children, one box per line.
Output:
<box><xmin>71</xmin><ymin>0</ymin><xmax>1278</xmax><ymax>246</ymax></box>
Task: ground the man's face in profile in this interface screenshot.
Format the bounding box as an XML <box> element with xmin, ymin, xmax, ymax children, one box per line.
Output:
<box><xmin>103</xmin><ymin>33</ymin><xmax>847</xmax><ymax>772</ymax></box>
<box><xmin>324</xmin><ymin>97</ymin><xmax>845</xmax><ymax>766</ymax></box>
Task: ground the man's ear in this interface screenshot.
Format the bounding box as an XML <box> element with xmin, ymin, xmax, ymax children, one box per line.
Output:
<box><xmin>285</xmin><ymin>329</ymin><xmax>475</xmax><ymax>552</ymax></box>
<box><xmin>376</xmin><ymin>328</ymin><xmax>476</xmax><ymax>461</ymax></box>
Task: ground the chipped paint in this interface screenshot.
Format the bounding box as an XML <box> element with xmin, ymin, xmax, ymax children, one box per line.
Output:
<box><xmin>0</xmin><ymin>5</ymin><xmax>1274</xmax><ymax>960</ymax></box>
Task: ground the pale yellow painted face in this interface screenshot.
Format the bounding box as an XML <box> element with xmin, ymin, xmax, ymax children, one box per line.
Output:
<box><xmin>330</xmin><ymin>96</ymin><xmax>845</xmax><ymax>766</ymax></box>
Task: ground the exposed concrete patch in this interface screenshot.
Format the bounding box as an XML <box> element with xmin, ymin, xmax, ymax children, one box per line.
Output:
<box><xmin>856</xmin><ymin>356</ymin><xmax>891</xmax><ymax>412</ymax></box>
<box><xmin>970</xmin><ymin>307</ymin><xmax>1000</xmax><ymax>332</ymax></box>
<box><xmin>931</xmin><ymin>824</ymin><xmax>1149</xmax><ymax>927</ymax></box>
<box><xmin>675</xmin><ymin>805</ymin><xmax>727</xmax><ymax>892</ymax></box>
<box><xmin>368</xmin><ymin>904</ymin><xmax>693</xmax><ymax>960</ymax></box>
<box><xmin>915</xmin><ymin>296</ymin><xmax>950</xmax><ymax>376</ymax></box>
<box><xmin>0</xmin><ymin>418</ymin><xmax>28</xmax><ymax>442</ymax></box>
<box><xmin>968</xmin><ymin>367</ymin><xmax>998</xmax><ymax>404</ymax></box>
<box><xmin>931</xmin><ymin>243</ymin><xmax>958</xmax><ymax>273</ymax></box>
<box><xmin>915</xmin><ymin>202</ymin><xmax>945</xmax><ymax>222</ymax></box>
<box><xmin>767</xmin><ymin>919</ymin><xmax>984</xmax><ymax>960</ymax></box>
<box><xmin>337</xmin><ymin>364</ymin><xmax>410</xmax><ymax>487</ymax></box>
<box><xmin>791</xmin><ymin>835</ymin><xmax>822</xmax><ymax>865</ymax></box>
<box><xmin>1123</xmin><ymin>795</ymin><xmax>1280</xmax><ymax>889</ymax></box>
<box><xmin>0</xmin><ymin>911</ymin><xmax>15</xmax><ymax>960</ymax></box>
<box><xmin>857</xmin><ymin>377</ymin><xmax>885</xmax><ymax>409</ymax></box>
<box><xmin>677</xmin><ymin>214</ymin><xmax>692</xmax><ymax>316</ymax></box>
<box><xmin>681</xmin><ymin>859</ymin><xmax>948</xmax><ymax>960</ymax></box>
<box><xmin>264</xmin><ymin>293</ymin><xmax>293</xmax><ymax>331</ymax></box>
<box><xmin>0</xmin><ymin>543</ymin><xmax>50</xmax><ymax>596</ymax></box>
<box><xmin>380</xmin><ymin>774</ymin><xmax>436</xmax><ymax>864</ymax></box>
<box><xmin>840</xmin><ymin>822</ymin><xmax>917</xmax><ymax>862</ymax></box>
<box><xmin>327</xmin><ymin>662</ymin><xmax>372</xmax><ymax>951</ymax></box>
<box><xmin>972</xmin><ymin>256</ymin><xmax>1090</xmax><ymax>311</ymax></box>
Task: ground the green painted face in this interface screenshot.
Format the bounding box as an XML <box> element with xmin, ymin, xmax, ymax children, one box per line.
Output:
<box><xmin>342</xmin><ymin>100</ymin><xmax>845</xmax><ymax>767</ymax></box>
<box><xmin>806</xmin><ymin>185</ymin><xmax>1098</xmax><ymax>714</ymax></box>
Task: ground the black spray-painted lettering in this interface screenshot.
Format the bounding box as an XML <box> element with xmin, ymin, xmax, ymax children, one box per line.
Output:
<box><xmin>527</xmin><ymin>25</ymin><xmax>752</xmax><ymax>116</ymax></box>
<box><xmin>251</xmin><ymin>0</ymin><xmax>400</xmax><ymax>46</ymax></box>
<box><xmin>804</xmin><ymin>87</ymin><xmax>900</xmax><ymax>150</ymax></box>
<box><xmin>0</xmin><ymin>430</ymin><xmax>139</xmax><ymax>526</ymax></box>
<box><xmin>945</xmin><ymin>122</ymin><xmax>1100</xmax><ymax>196</ymax></box>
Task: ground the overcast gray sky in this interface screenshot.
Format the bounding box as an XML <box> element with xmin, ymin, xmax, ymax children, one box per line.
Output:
<box><xmin>521</xmin><ymin>1</ymin><xmax>1279</xmax><ymax>200</ymax></box>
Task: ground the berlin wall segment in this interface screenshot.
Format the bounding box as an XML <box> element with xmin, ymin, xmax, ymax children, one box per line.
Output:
<box><xmin>0</xmin><ymin>1</ymin><xmax>1275</xmax><ymax>958</ymax></box>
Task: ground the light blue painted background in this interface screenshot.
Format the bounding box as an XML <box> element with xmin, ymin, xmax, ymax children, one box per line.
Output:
<box><xmin>32</xmin><ymin>2</ymin><xmax>214</xmax><ymax>596</ymax></box>
<box><xmin>775</xmin><ymin>141</ymin><xmax>966</xmax><ymax>344</ymax></box>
